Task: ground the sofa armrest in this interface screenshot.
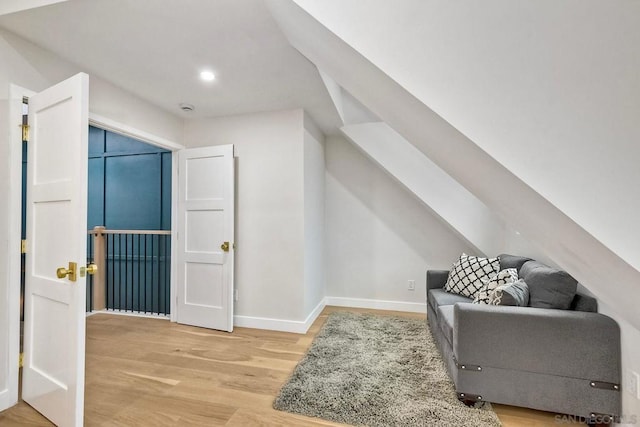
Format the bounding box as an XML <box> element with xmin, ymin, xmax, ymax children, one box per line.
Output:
<box><xmin>427</xmin><ymin>270</ymin><xmax>449</xmax><ymax>291</ymax></box>
<box><xmin>453</xmin><ymin>303</ymin><xmax>620</xmax><ymax>383</ymax></box>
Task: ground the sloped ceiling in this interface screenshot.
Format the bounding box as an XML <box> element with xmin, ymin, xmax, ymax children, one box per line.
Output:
<box><xmin>0</xmin><ymin>0</ymin><xmax>341</xmax><ymax>132</ymax></box>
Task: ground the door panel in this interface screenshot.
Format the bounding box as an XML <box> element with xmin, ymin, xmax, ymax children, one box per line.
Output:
<box><xmin>22</xmin><ymin>73</ymin><xmax>88</xmax><ymax>427</ymax></box>
<box><xmin>177</xmin><ymin>145</ymin><xmax>234</xmax><ymax>331</ymax></box>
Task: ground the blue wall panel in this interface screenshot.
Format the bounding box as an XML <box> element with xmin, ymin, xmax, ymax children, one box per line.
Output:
<box><xmin>105</xmin><ymin>154</ymin><xmax>162</xmax><ymax>230</ymax></box>
<box><xmin>88</xmin><ymin>157</ymin><xmax>105</xmax><ymax>229</ymax></box>
<box><xmin>88</xmin><ymin>125</ymin><xmax>171</xmax><ymax>230</ymax></box>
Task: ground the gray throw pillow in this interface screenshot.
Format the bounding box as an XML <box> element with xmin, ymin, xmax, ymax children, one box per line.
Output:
<box><xmin>519</xmin><ymin>261</ymin><xmax>577</xmax><ymax>309</ymax></box>
<box><xmin>488</xmin><ymin>279</ymin><xmax>529</xmax><ymax>306</ymax></box>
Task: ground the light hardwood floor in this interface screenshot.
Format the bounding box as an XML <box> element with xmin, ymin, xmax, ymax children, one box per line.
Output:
<box><xmin>0</xmin><ymin>306</ymin><xmax>565</xmax><ymax>426</ymax></box>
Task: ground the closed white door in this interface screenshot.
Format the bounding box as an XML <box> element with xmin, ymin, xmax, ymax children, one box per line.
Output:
<box><xmin>177</xmin><ymin>145</ymin><xmax>235</xmax><ymax>331</ymax></box>
<box><xmin>22</xmin><ymin>73</ymin><xmax>89</xmax><ymax>427</ymax></box>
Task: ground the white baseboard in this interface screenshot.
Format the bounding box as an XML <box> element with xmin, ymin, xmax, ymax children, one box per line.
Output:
<box><xmin>325</xmin><ymin>296</ymin><xmax>427</xmax><ymax>314</ymax></box>
<box><xmin>233</xmin><ymin>298</ymin><xmax>326</xmax><ymax>334</ymax></box>
<box><xmin>232</xmin><ymin>297</ymin><xmax>427</xmax><ymax>334</ymax></box>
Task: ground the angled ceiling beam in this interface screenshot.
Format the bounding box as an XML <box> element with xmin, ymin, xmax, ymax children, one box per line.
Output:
<box><xmin>341</xmin><ymin>122</ymin><xmax>505</xmax><ymax>256</ymax></box>
<box><xmin>317</xmin><ymin>68</ymin><xmax>345</xmax><ymax>125</ymax></box>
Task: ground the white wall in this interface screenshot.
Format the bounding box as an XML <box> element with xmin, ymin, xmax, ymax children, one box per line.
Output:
<box><xmin>0</xmin><ymin>28</ymin><xmax>183</xmax><ymax>411</ymax></box>
<box><xmin>325</xmin><ymin>135</ymin><xmax>475</xmax><ymax>306</ymax></box>
<box><xmin>183</xmin><ymin>109</ymin><xmax>307</xmax><ymax>322</ymax></box>
<box><xmin>303</xmin><ymin>128</ymin><xmax>325</xmax><ymax>315</ymax></box>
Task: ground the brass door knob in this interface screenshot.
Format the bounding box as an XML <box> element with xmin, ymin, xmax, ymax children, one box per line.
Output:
<box><xmin>86</xmin><ymin>263</ymin><xmax>98</xmax><ymax>275</ymax></box>
<box><xmin>220</xmin><ymin>241</ymin><xmax>230</xmax><ymax>252</ymax></box>
<box><xmin>56</xmin><ymin>262</ymin><xmax>77</xmax><ymax>282</ymax></box>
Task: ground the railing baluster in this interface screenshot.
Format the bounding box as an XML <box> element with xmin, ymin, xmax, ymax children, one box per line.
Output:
<box><xmin>128</xmin><ymin>234</ymin><xmax>132</xmax><ymax>312</ymax></box>
<box><xmin>151</xmin><ymin>234</ymin><xmax>155</xmax><ymax>314</ymax></box>
<box><xmin>119</xmin><ymin>234</ymin><xmax>122</xmax><ymax>311</ymax></box>
<box><xmin>106</xmin><ymin>233</ymin><xmax>110</xmax><ymax>310</ymax></box>
<box><xmin>137</xmin><ymin>234</ymin><xmax>140</xmax><ymax>312</ymax></box>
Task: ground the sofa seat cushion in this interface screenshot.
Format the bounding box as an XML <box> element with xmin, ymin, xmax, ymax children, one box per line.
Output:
<box><xmin>436</xmin><ymin>305</ymin><xmax>455</xmax><ymax>346</ymax></box>
<box><xmin>428</xmin><ymin>288</ymin><xmax>471</xmax><ymax>316</ymax></box>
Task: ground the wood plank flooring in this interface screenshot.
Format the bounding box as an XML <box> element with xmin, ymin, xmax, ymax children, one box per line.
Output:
<box><xmin>0</xmin><ymin>306</ymin><xmax>565</xmax><ymax>426</ymax></box>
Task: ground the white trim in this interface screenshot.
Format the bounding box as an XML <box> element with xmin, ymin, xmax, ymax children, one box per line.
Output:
<box><xmin>169</xmin><ymin>151</ymin><xmax>179</xmax><ymax>322</ymax></box>
<box><xmin>88</xmin><ymin>309</ymin><xmax>170</xmax><ymax>320</ymax></box>
<box><xmin>233</xmin><ymin>298</ymin><xmax>326</xmax><ymax>334</ymax></box>
<box><xmin>88</xmin><ymin>113</ymin><xmax>184</xmax><ymax>151</ymax></box>
<box><xmin>325</xmin><ymin>296</ymin><xmax>427</xmax><ymax>314</ymax></box>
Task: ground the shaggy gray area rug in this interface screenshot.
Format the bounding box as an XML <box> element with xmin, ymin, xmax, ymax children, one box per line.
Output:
<box><xmin>273</xmin><ymin>312</ymin><xmax>501</xmax><ymax>427</ymax></box>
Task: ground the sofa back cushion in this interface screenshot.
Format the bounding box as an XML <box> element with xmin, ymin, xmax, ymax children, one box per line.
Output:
<box><xmin>570</xmin><ymin>293</ymin><xmax>598</xmax><ymax>312</ymax></box>
<box><xmin>520</xmin><ymin>261</ymin><xmax>578</xmax><ymax>309</ymax></box>
<box><xmin>498</xmin><ymin>253</ymin><xmax>533</xmax><ymax>273</ymax></box>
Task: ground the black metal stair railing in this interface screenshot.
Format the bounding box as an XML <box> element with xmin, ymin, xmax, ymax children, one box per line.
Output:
<box><xmin>87</xmin><ymin>228</ymin><xmax>171</xmax><ymax>316</ymax></box>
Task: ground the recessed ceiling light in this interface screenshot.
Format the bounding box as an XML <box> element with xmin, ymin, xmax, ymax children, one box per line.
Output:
<box><xmin>179</xmin><ymin>103</ymin><xmax>195</xmax><ymax>112</ymax></box>
<box><xmin>200</xmin><ymin>70</ymin><xmax>215</xmax><ymax>82</ymax></box>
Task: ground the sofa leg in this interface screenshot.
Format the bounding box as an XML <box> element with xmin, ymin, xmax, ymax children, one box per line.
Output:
<box><xmin>459</xmin><ymin>398</ymin><xmax>476</xmax><ymax>407</ymax></box>
<box><xmin>457</xmin><ymin>392</ymin><xmax>482</xmax><ymax>407</ymax></box>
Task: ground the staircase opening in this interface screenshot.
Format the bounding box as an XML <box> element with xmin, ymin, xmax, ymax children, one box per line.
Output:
<box><xmin>86</xmin><ymin>126</ymin><xmax>172</xmax><ymax>316</ymax></box>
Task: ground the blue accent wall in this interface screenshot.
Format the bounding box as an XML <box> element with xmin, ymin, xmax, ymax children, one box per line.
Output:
<box><xmin>88</xmin><ymin>126</ymin><xmax>171</xmax><ymax>230</ymax></box>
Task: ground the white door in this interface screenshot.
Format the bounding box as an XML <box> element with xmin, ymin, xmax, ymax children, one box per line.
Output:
<box><xmin>22</xmin><ymin>73</ymin><xmax>89</xmax><ymax>427</ymax></box>
<box><xmin>177</xmin><ymin>145</ymin><xmax>235</xmax><ymax>332</ymax></box>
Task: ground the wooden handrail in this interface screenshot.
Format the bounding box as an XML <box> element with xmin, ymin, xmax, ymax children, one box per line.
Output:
<box><xmin>88</xmin><ymin>228</ymin><xmax>171</xmax><ymax>235</ymax></box>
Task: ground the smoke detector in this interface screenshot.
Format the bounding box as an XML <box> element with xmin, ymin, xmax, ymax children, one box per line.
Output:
<box><xmin>179</xmin><ymin>103</ymin><xmax>195</xmax><ymax>112</ymax></box>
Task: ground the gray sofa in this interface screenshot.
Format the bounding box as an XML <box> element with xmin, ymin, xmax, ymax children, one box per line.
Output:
<box><xmin>426</xmin><ymin>254</ymin><xmax>621</xmax><ymax>422</ymax></box>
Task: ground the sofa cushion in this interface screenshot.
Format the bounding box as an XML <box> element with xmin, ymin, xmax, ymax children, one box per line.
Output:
<box><xmin>473</xmin><ymin>268</ymin><xmax>518</xmax><ymax>304</ymax></box>
<box><xmin>570</xmin><ymin>293</ymin><xmax>598</xmax><ymax>313</ymax></box>
<box><xmin>436</xmin><ymin>305</ymin><xmax>455</xmax><ymax>346</ymax></box>
<box><xmin>428</xmin><ymin>288</ymin><xmax>471</xmax><ymax>316</ymax></box>
<box><xmin>488</xmin><ymin>278</ymin><xmax>529</xmax><ymax>306</ymax></box>
<box><xmin>444</xmin><ymin>253</ymin><xmax>499</xmax><ymax>299</ymax></box>
<box><xmin>519</xmin><ymin>261</ymin><xmax>578</xmax><ymax>309</ymax></box>
<box><xmin>498</xmin><ymin>253</ymin><xmax>533</xmax><ymax>273</ymax></box>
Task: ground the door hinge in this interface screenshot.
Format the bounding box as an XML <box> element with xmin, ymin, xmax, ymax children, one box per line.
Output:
<box><xmin>20</xmin><ymin>124</ymin><xmax>29</xmax><ymax>142</ymax></box>
<box><xmin>21</xmin><ymin>240</ymin><xmax>27</xmax><ymax>254</ymax></box>
<box><xmin>19</xmin><ymin>353</ymin><xmax>24</xmax><ymax>368</ymax></box>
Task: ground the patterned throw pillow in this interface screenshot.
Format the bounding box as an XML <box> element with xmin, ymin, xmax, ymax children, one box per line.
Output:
<box><xmin>444</xmin><ymin>254</ymin><xmax>500</xmax><ymax>299</ymax></box>
<box><xmin>488</xmin><ymin>278</ymin><xmax>530</xmax><ymax>306</ymax></box>
<box><xmin>473</xmin><ymin>268</ymin><xmax>519</xmax><ymax>304</ymax></box>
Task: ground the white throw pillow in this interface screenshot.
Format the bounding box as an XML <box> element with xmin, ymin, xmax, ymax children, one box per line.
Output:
<box><xmin>473</xmin><ymin>268</ymin><xmax>519</xmax><ymax>304</ymax></box>
<box><xmin>445</xmin><ymin>253</ymin><xmax>500</xmax><ymax>299</ymax></box>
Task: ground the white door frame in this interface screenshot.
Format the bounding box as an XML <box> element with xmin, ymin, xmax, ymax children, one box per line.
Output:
<box><xmin>86</xmin><ymin>114</ymin><xmax>185</xmax><ymax>321</ymax></box>
<box><xmin>1</xmin><ymin>104</ymin><xmax>184</xmax><ymax>412</ymax></box>
<box><xmin>0</xmin><ymin>84</ymin><xmax>34</xmax><ymax>412</ymax></box>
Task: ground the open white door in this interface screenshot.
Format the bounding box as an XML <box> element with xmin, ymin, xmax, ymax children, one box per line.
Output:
<box><xmin>177</xmin><ymin>145</ymin><xmax>235</xmax><ymax>332</ymax></box>
<box><xmin>22</xmin><ymin>73</ymin><xmax>89</xmax><ymax>427</ymax></box>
